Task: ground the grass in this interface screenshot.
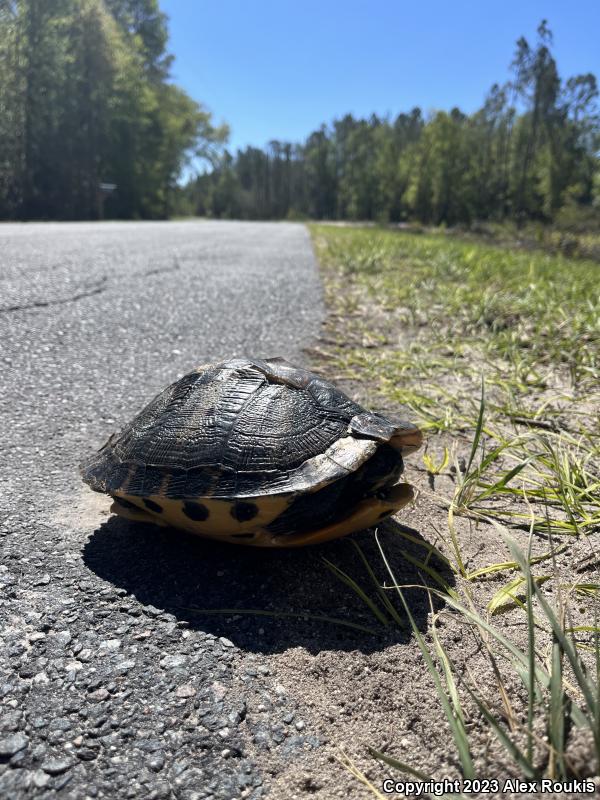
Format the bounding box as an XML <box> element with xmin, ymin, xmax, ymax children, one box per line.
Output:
<box><xmin>311</xmin><ymin>223</ymin><xmax>600</xmax><ymax>545</ymax></box>
<box><xmin>310</xmin><ymin>224</ymin><xmax>600</xmax><ymax>786</ymax></box>
<box><xmin>451</xmin><ymin>218</ymin><xmax>600</xmax><ymax>264</ymax></box>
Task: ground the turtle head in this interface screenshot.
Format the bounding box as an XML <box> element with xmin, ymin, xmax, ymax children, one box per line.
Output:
<box><xmin>348</xmin><ymin>413</ymin><xmax>423</xmax><ymax>455</ymax></box>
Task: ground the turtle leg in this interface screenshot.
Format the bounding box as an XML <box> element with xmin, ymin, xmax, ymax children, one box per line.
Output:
<box><xmin>250</xmin><ymin>482</ymin><xmax>414</xmax><ymax>548</ymax></box>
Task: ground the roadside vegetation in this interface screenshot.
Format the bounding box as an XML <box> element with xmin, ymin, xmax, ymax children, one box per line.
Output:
<box><xmin>3</xmin><ymin>8</ymin><xmax>598</xmax><ymax>236</ymax></box>
<box><xmin>445</xmin><ymin>212</ymin><xmax>600</xmax><ymax>264</ymax></box>
<box><xmin>182</xmin><ymin>22</ymin><xmax>599</xmax><ymax>233</ymax></box>
<box><xmin>0</xmin><ymin>0</ymin><xmax>227</xmax><ymax>220</ymax></box>
<box><xmin>310</xmin><ymin>224</ymin><xmax>599</xmax><ymax>789</ymax></box>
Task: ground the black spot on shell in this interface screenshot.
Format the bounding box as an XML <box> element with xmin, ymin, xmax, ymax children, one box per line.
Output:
<box><xmin>230</xmin><ymin>502</ymin><xmax>259</xmax><ymax>522</ymax></box>
<box><xmin>143</xmin><ymin>499</ymin><xmax>163</xmax><ymax>514</ymax></box>
<box><xmin>113</xmin><ymin>496</ymin><xmax>140</xmax><ymax>511</ymax></box>
<box><xmin>183</xmin><ymin>501</ymin><xmax>209</xmax><ymax>521</ymax></box>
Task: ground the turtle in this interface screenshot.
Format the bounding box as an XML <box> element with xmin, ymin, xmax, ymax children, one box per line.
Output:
<box><xmin>80</xmin><ymin>357</ymin><xmax>422</xmax><ymax>547</ymax></box>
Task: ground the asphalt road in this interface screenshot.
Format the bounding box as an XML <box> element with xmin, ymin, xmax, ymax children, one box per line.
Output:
<box><xmin>0</xmin><ymin>221</ymin><xmax>327</xmax><ymax>799</ymax></box>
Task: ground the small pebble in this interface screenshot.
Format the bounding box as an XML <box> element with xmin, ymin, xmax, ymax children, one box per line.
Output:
<box><xmin>53</xmin><ymin>631</ymin><xmax>72</xmax><ymax>647</ymax></box>
<box><xmin>77</xmin><ymin>747</ymin><xmax>99</xmax><ymax>761</ymax></box>
<box><xmin>41</xmin><ymin>757</ymin><xmax>72</xmax><ymax>775</ymax></box>
<box><xmin>175</xmin><ymin>683</ymin><xmax>196</xmax><ymax>698</ymax></box>
<box><xmin>0</xmin><ymin>733</ymin><xmax>29</xmax><ymax>757</ymax></box>
<box><xmin>99</xmin><ymin>639</ymin><xmax>121</xmax><ymax>652</ymax></box>
<box><xmin>160</xmin><ymin>654</ymin><xmax>186</xmax><ymax>669</ymax></box>
<box><xmin>147</xmin><ymin>752</ymin><xmax>166</xmax><ymax>772</ymax></box>
<box><xmin>88</xmin><ymin>688</ymin><xmax>110</xmax><ymax>702</ymax></box>
<box><xmin>32</xmin><ymin>769</ymin><xmax>51</xmax><ymax>789</ymax></box>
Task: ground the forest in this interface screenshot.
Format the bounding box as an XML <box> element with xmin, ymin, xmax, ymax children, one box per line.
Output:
<box><xmin>181</xmin><ymin>22</ymin><xmax>600</xmax><ymax>226</ymax></box>
<box><xmin>0</xmin><ymin>4</ymin><xmax>598</xmax><ymax>226</ymax></box>
<box><xmin>0</xmin><ymin>0</ymin><xmax>227</xmax><ymax>220</ymax></box>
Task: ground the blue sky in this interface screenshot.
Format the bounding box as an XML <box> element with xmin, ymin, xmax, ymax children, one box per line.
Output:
<box><xmin>161</xmin><ymin>0</ymin><xmax>600</xmax><ymax>153</ymax></box>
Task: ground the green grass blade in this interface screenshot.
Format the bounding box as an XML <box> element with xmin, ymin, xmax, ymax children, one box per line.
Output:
<box><xmin>462</xmin><ymin>683</ymin><xmax>537</xmax><ymax>778</ymax></box>
<box><xmin>419</xmin><ymin>589</ymin><xmax>589</xmax><ymax>730</ymax></box>
<box><xmin>375</xmin><ymin>533</ymin><xmax>475</xmax><ymax>778</ymax></box>
<box><xmin>368</xmin><ymin>747</ymin><xmax>468</xmax><ymax>799</ymax></box>
<box><xmin>472</xmin><ymin>459</ymin><xmax>532</xmax><ymax>503</ymax></box>
<box><xmin>389</xmin><ymin>526</ymin><xmax>454</xmax><ymax>572</ymax></box>
<box><xmin>447</xmin><ymin>504</ymin><xmax>468</xmax><ymax>578</ymax></box>
<box><xmin>488</xmin><ymin>576</ymin><xmax>526</xmax><ymax>614</ymax></box>
<box><xmin>503</xmin><ymin>536</ymin><xmax>599</xmax><ymax>738</ymax></box>
<box><xmin>595</xmin><ymin>620</ymin><xmax>600</xmax><ymax>754</ymax></box>
<box><xmin>349</xmin><ymin>539</ymin><xmax>405</xmax><ymax>626</ymax></box>
<box><xmin>398</xmin><ymin>548</ymin><xmax>456</xmax><ymax>596</ymax></box>
<box><xmin>431</xmin><ymin>617</ymin><xmax>466</xmax><ymax>727</ymax></box>
<box><xmin>322</xmin><ymin>558</ymin><xmax>390</xmax><ymax>627</ymax></box>
<box><xmin>487</xmin><ymin>574</ymin><xmax>551</xmax><ymax>615</ymax></box>
<box><xmin>368</xmin><ymin>749</ymin><xmax>433</xmax><ymax>782</ymax></box>
<box><xmin>525</xmin><ymin>535</ymin><xmax>536</xmax><ymax>768</ymax></box>
<box><xmin>467</xmin><ymin>543</ymin><xmax>570</xmax><ymax>579</ymax></box>
<box><xmin>463</xmin><ymin>376</ymin><xmax>485</xmax><ymax>479</ymax></box>
<box><xmin>548</xmin><ymin>635</ymin><xmax>566</xmax><ymax>779</ymax></box>
<box><xmin>566</xmin><ymin>626</ymin><xmax>600</xmax><ymax>634</ymax></box>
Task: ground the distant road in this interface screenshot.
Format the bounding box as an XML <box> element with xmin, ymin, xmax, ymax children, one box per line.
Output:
<box><xmin>0</xmin><ymin>221</ymin><xmax>324</xmax><ymax>800</ymax></box>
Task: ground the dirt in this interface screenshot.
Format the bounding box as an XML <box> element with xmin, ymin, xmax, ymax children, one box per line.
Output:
<box><xmin>56</xmin><ymin>353</ymin><xmax>599</xmax><ymax>800</ymax></box>
<box><xmin>251</xmin><ymin>470</ymin><xmax>597</xmax><ymax>799</ymax></box>
<box><xmin>69</xmin><ymin>478</ymin><xmax>598</xmax><ymax>799</ymax></box>
<box><xmin>236</xmin><ymin>278</ymin><xmax>600</xmax><ymax>798</ymax></box>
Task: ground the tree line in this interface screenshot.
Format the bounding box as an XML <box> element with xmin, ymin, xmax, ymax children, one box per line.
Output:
<box><xmin>1</xmin><ymin>11</ymin><xmax>598</xmax><ymax>226</ymax></box>
<box><xmin>180</xmin><ymin>22</ymin><xmax>599</xmax><ymax>226</ymax></box>
<box><xmin>0</xmin><ymin>0</ymin><xmax>227</xmax><ymax>220</ymax></box>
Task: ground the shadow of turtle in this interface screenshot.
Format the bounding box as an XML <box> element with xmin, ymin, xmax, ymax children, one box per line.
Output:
<box><xmin>82</xmin><ymin>515</ymin><xmax>455</xmax><ymax>655</ymax></box>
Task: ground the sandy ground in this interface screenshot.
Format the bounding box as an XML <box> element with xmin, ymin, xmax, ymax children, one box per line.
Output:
<box><xmin>245</xmin><ymin>271</ymin><xmax>599</xmax><ymax>799</ymax></box>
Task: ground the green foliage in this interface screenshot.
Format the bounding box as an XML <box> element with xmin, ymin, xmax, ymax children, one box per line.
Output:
<box><xmin>0</xmin><ymin>0</ymin><xmax>227</xmax><ymax>219</ymax></box>
<box><xmin>186</xmin><ymin>21</ymin><xmax>599</xmax><ymax>227</ymax></box>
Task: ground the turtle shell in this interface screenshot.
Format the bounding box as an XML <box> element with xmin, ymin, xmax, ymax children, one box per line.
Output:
<box><xmin>81</xmin><ymin>357</ymin><xmax>399</xmax><ymax>499</ymax></box>
<box><xmin>81</xmin><ymin>358</ymin><xmax>422</xmax><ymax>545</ymax></box>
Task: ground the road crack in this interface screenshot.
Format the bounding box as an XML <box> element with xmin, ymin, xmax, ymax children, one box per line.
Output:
<box><xmin>140</xmin><ymin>257</ymin><xmax>181</xmax><ymax>278</ymax></box>
<box><xmin>0</xmin><ymin>277</ymin><xmax>108</xmax><ymax>314</ymax></box>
